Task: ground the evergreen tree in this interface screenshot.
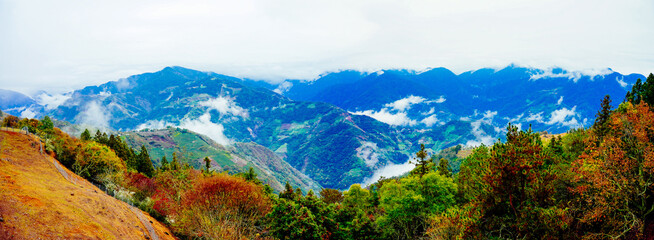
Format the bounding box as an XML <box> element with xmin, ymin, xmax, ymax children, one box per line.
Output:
<box><xmin>593</xmin><ymin>95</ymin><xmax>612</xmax><ymax>141</ymax></box>
<box><xmin>137</xmin><ymin>145</ymin><xmax>155</xmax><ymax>177</ymax></box>
<box><xmin>626</xmin><ymin>73</ymin><xmax>654</xmax><ymax>106</ymax></box>
<box><xmin>279</xmin><ymin>182</ymin><xmax>295</xmax><ymax>200</ymax></box>
<box><xmin>160</xmin><ymin>155</ymin><xmax>169</xmax><ymax>171</ymax></box>
<box><xmin>436</xmin><ymin>158</ymin><xmax>452</xmax><ymax>178</ymax></box>
<box><xmin>203</xmin><ymin>156</ymin><xmax>211</xmax><ymax>173</ymax></box>
<box><xmin>80</xmin><ymin>129</ymin><xmax>91</xmax><ymax>141</ymax></box>
<box><xmin>413</xmin><ymin>144</ymin><xmax>430</xmax><ymax>177</ymax></box>
<box><xmin>171</xmin><ymin>152</ymin><xmax>180</xmax><ymax>171</ymax></box>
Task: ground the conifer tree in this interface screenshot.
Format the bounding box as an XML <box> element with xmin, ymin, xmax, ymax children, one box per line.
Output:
<box><xmin>203</xmin><ymin>156</ymin><xmax>211</xmax><ymax>173</ymax></box>
<box><xmin>171</xmin><ymin>152</ymin><xmax>180</xmax><ymax>171</ymax></box>
<box><xmin>160</xmin><ymin>155</ymin><xmax>169</xmax><ymax>171</ymax></box>
<box><xmin>593</xmin><ymin>95</ymin><xmax>612</xmax><ymax>141</ymax></box>
<box><xmin>436</xmin><ymin>158</ymin><xmax>452</xmax><ymax>178</ymax></box>
<box><xmin>80</xmin><ymin>129</ymin><xmax>91</xmax><ymax>141</ymax></box>
<box><xmin>138</xmin><ymin>145</ymin><xmax>155</xmax><ymax>177</ymax></box>
<box><xmin>279</xmin><ymin>182</ymin><xmax>295</xmax><ymax>200</ymax></box>
<box><xmin>413</xmin><ymin>144</ymin><xmax>430</xmax><ymax>177</ymax></box>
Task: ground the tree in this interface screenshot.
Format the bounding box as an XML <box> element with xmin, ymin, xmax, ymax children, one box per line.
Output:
<box><xmin>170</xmin><ymin>152</ymin><xmax>180</xmax><ymax>171</ymax></box>
<box><xmin>377</xmin><ymin>173</ymin><xmax>457</xmax><ymax>239</ymax></box>
<box><xmin>573</xmin><ymin>102</ymin><xmax>654</xmax><ymax>238</ymax></box>
<box><xmin>593</xmin><ymin>95</ymin><xmax>612</xmax><ymax>141</ymax></box>
<box><xmin>320</xmin><ymin>188</ymin><xmax>344</xmax><ymax>204</ymax></box>
<box><xmin>436</xmin><ymin>158</ymin><xmax>452</xmax><ymax>178</ymax></box>
<box><xmin>80</xmin><ymin>129</ymin><xmax>91</xmax><ymax>141</ymax></box>
<box><xmin>242</xmin><ymin>167</ymin><xmax>261</xmax><ymax>184</ymax></box>
<box><xmin>412</xmin><ymin>144</ymin><xmax>431</xmax><ymax>177</ymax></box>
<box><xmin>93</xmin><ymin>130</ymin><xmax>108</xmax><ymax>144</ymax></box>
<box><xmin>137</xmin><ymin>145</ymin><xmax>155</xmax><ymax>177</ymax></box>
<box><xmin>454</xmin><ymin>124</ymin><xmax>566</xmax><ymax>239</ymax></box>
<box><xmin>39</xmin><ymin>115</ymin><xmax>54</xmax><ymax>133</ymax></box>
<box><xmin>626</xmin><ymin>73</ymin><xmax>654</xmax><ymax>106</ymax></box>
<box><xmin>160</xmin><ymin>155</ymin><xmax>169</xmax><ymax>171</ymax></box>
<box><xmin>203</xmin><ymin>156</ymin><xmax>211</xmax><ymax>173</ymax></box>
<box><xmin>2</xmin><ymin>115</ymin><xmax>19</xmax><ymax>128</ymax></box>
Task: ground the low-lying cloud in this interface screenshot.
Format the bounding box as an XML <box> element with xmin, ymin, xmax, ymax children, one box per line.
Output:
<box><xmin>75</xmin><ymin>101</ymin><xmax>111</xmax><ymax>129</ymax></box>
<box><xmin>530</xmin><ymin>68</ymin><xmax>614</xmax><ymax>82</ymax></box>
<box><xmin>353</xmin><ymin>108</ymin><xmax>418</xmax><ymax>126</ymax></box>
<box><xmin>179</xmin><ymin>113</ymin><xmax>232</xmax><ymax>146</ymax></box>
<box><xmin>199</xmin><ymin>97</ymin><xmax>248</xmax><ymax>118</ymax></box>
<box><xmin>465</xmin><ymin>110</ymin><xmax>498</xmax><ymax>147</ymax></box>
<box><xmin>35</xmin><ymin>92</ymin><xmax>71</xmax><ymax>110</ymax></box>
<box><xmin>356</xmin><ymin>141</ymin><xmax>380</xmax><ymax>168</ymax></box>
<box><xmin>361</xmin><ymin>159</ymin><xmax>415</xmax><ymax>187</ymax></box>
<box><xmin>385</xmin><ymin>95</ymin><xmax>426</xmax><ymax>111</ymax></box>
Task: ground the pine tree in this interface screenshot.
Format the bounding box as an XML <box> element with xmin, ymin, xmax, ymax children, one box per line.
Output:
<box><xmin>138</xmin><ymin>145</ymin><xmax>155</xmax><ymax>177</ymax></box>
<box><xmin>171</xmin><ymin>152</ymin><xmax>180</xmax><ymax>171</ymax></box>
<box><xmin>593</xmin><ymin>95</ymin><xmax>612</xmax><ymax>141</ymax></box>
<box><xmin>80</xmin><ymin>129</ymin><xmax>91</xmax><ymax>141</ymax></box>
<box><xmin>413</xmin><ymin>144</ymin><xmax>430</xmax><ymax>177</ymax></box>
<box><xmin>279</xmin><ymin>182</ymin><xmax>295</xmax><ymax>200</ymax></box>
<box><xmin>160</xmin><ymin>155</ymin><xmax>169</xmax><ymax>171</ymax></box>
<box><xmin>203</xmin><ymin>156</ymin><xmax>211</xmax><ymax>173</ymax></box>
<box><xmin>626</xmin><ymin>73</ymin><xmax>654</xmax><ymax>106</ymax></box>
<box><xmin>436</xmin><ymin>158</ymin><xmax>452</xmax><ymax>178</ymax></box>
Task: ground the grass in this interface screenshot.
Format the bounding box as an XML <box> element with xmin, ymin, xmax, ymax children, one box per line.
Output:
<box><xmin>0</xmin><ymin>131</ymin><xmax>176</xmax><ymax>239</ymax></box>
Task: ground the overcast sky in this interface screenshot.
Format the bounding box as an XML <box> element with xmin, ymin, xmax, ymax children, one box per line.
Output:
<box><xmin>1</xmin><ymin>0</ymin><xmax>653</xmax><ymax>95</ymax></box>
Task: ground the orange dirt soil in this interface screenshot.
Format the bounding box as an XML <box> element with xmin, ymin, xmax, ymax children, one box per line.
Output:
<box><xmin>0</xmin><ymin>130</ymin><xmax>176</xmax><ymax>240</ymax></box>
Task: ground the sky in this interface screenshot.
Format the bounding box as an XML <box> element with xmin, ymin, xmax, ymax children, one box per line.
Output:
<box><xmin>1</xmin><ymin>0</ymin><xmax>653</xmax><ymax>95</ymax></box>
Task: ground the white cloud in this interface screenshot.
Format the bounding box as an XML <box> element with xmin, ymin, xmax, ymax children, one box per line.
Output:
<box><xmin>616</xmin><ymin>76</ymin><xmax>628</xmax><ymax>88</ymax></box>
<box><xmin>352</xmin><ymin>109</ymin><xmax>417</xmax><ymax>126</ymax></box>
<box><xmin>530</xmin><ymin>68</ymin><xmax>614</xmax><ymax>82</ymax></box>
<box><xmin>385</xmin><ymin>95</ymin><xmax>426</xmax><ymax>111</ymax></box>
<box><xmin>75</xmin><ymin>101</ymin><xmax>111</xmax><ymax>129</ymax></box>
<box><xmin>2</xmin><ymin>0</ymin><xmax>652</xmax><ymax>94</ymax></box>
<box><xmin>273</xmin><ymin>81</ymin><xmax>293</xmax><ymax>94</ymax></box>
<box><xmin>361</xmin><ymin>158</ymin><xmax>415</xmax><ymax>187</ymax></box>
<box><xmin>421</xmin><ymin>114</ymin><xmax>440</xmax><ymax>127</ymax></box>
<box><xmin>136</xmin><ymin>119</ymin><xmax>173</xmax><ymax>130</ymax></box>
<box><xmin>465</xmin><ymin>110</ymin><xmax>498</xmax><ymax>147</ymax></box>
<box><xmin>422</xmin><ymin>107</ymin><xmax>435</xmax><ymax>115</ymax></box>
<box><xmin>356</xmin><ymin>141</ymin><xmax>380</xmax><ymax>167</ymax></box>
<box><xmin>526</xmin><ymin>112</ymin><xmax>544</xmax><ymax>122</ymax></box>
<box><xmin>546</xmin><ymin>106</ymin><xmax>580</xmax><ymax>127</ymax></box>
<box><xmin>199</xmin><ymin>97</ymin><xmax>248</xmax><ymax>118</ymax></box>
<box><xmin>179</xmin><ymin>113</ymin><xmax>232</xmax><ymax>145</ymax></box>
<box><xmin>35</xmin><ymin>92</ymin><xmax>71</xmax><ymax>110</ymax></box>
<box><xmin>20</xmin><ymin>108</ymin><xmax>36</xmax><ymax>119</ymax></box>
<box><xmin>557</xmin><ymin>96</ymin><xmax>564</xmax><ymax>105</ymax></box>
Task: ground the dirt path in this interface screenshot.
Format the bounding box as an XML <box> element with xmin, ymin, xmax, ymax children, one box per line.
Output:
<box><xmin>129</xmin><ymin>205</ymin><xmax>160</xmax><ymax>240</ymax></box>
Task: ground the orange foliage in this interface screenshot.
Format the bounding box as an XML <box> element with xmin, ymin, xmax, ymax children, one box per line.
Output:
<box><xmin>572</xmin><ymin>102</ymin><xmax>654</xmax><ymax>238</ymax></box>
<box><xmin>150</xmin><ymin>170</ymin><xmax>272</xmax><ymax>239</ymax></box>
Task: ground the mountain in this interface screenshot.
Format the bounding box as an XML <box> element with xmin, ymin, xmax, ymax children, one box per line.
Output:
<box><xmin>0</xmin><ymin>89</ymin><xmax>35</xmax><ymax>111</ymax></box>
<box><xmin>8</xmin><ymin>66</ymin><xmax>462</xmax><ymax>189</ymax></box>
<box><xmin>273</xmin><ymin>65</ymin><xmax>645</xmax><ymax>134</ymax></box>
<box><xmin>6</xmin><ymin>65</ymin><xmax>644</xmax><ymax>189</ymax></box>
<box><xmin>120</xmin><ymin>127</ymin><xmax>322</xmax><ymax>193</ymax></box>
<box><xmin>0</xmin><ymin>130</ymin><xmax>174</xmax><ymax>239</ymax></box>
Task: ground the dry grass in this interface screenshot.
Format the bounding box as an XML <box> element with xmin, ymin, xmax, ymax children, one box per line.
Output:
<box><xmin>0</xmin><ymin>131</ymin><xmax>176</xmax><ymax>240</ymax></box>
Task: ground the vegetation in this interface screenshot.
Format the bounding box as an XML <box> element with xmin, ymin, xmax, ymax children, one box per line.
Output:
<box><xmin>4</xmin><ymin>73</ymin><xmax>654</xmax><ymax>239</ymax></box>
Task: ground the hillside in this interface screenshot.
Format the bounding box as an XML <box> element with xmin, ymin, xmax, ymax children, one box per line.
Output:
<box><xmin>0</xmin><ymin>130</ymin><xmax>175</xmax><ymax>240</ymax></box>
<box><xmin>274</xmin><ymin>66</ymin><xmax>644</xmax><ymax>134</ymax></box>
<box><xmin>4</xmin><ymin>65</ymin><xmax>644</xmax><ymax>189</ymax></box>
<box><xmin>121</xmin><ymin>127</ymin><xmax>322</xmax><ymax>193</ymax></box>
